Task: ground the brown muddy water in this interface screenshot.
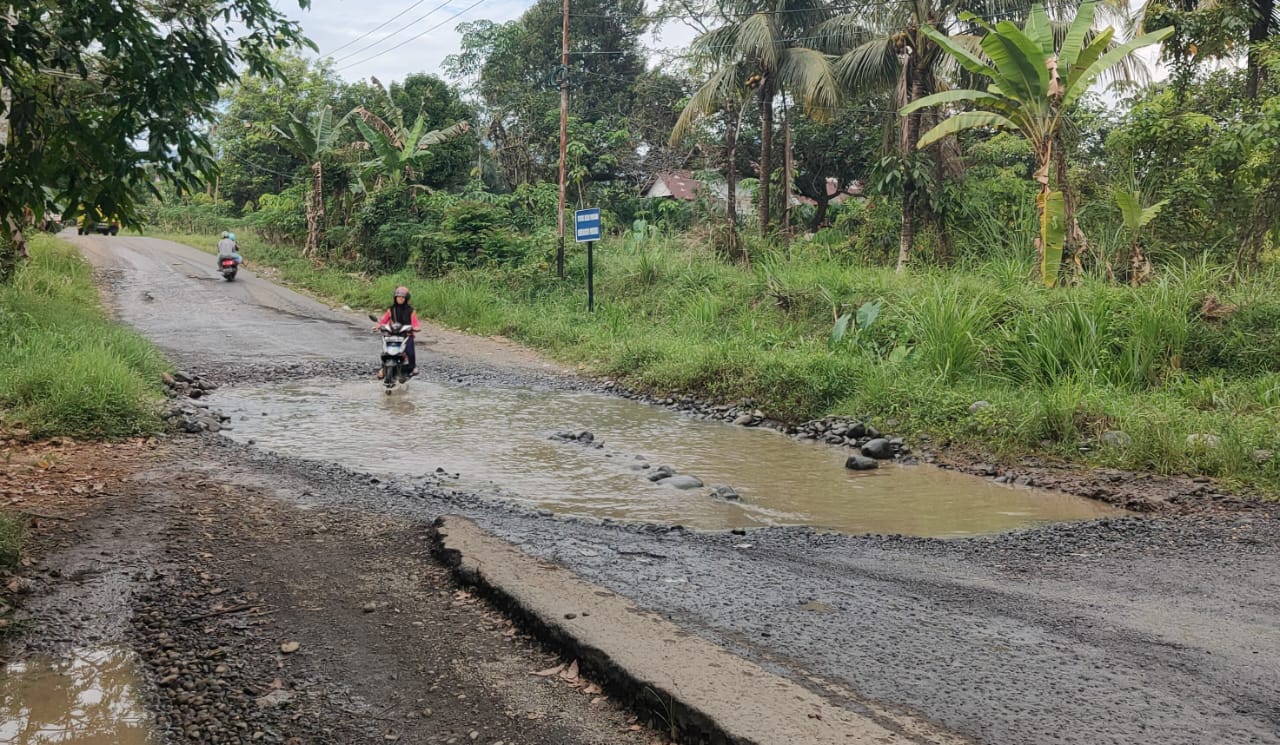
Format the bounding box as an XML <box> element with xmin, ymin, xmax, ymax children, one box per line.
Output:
<box><xmin>0</xmin><ymin>647</ymin><xmax>154</xmax><ymax>744</ymax></box>
<box><xmin>214</xmin><ymin>379</ymin><xmax>1121</xmax><ymax>537</ymax></box>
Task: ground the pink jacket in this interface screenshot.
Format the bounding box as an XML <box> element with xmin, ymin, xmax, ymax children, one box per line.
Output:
<box><xmin>378</xmin><ymin>310</ymin><xmax>420</xmax><ymax>333</ymax></box>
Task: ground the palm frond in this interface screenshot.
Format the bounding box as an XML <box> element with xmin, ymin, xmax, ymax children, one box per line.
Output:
<box><xmin>778</xmin><ymin>46</ymin><xmax>839</xmax><ymax>113</ymax></box>
<box><xmin>832</xmin><ymin>39</ymin><xmax>900</xmax><ymax>95</ymax></box>
<box><xmin>811</xmin><ymin>12</ymin><xmax>886</xmax><ymax>54</ymax></box>
<box><xmin>736</xmin><ymin>12</ymin><xmax>780</xmax><ymax>72</ymax></box>
<box><xmin>671</xmin><ymin>63</ymin><xmax>745</xmax><ymax>144</ymax></box>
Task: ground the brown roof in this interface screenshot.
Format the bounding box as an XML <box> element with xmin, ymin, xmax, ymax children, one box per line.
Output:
<box><xmin>647</xmin><ymin>170</ymin><xmax>704</xmax><ymax>200</ymax></box>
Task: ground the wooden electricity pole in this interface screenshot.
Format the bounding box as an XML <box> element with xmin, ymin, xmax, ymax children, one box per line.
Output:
<box><xmin>556</xmin><ymin>0</ymin><xmax>569</xmax><ymax>278</ymax></box>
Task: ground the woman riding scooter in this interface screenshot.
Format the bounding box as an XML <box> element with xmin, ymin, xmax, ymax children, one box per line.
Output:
<box><xmin>373</xmin><ymin>286</ymin><xmax>420</xmax><ymax>379</ymax></box>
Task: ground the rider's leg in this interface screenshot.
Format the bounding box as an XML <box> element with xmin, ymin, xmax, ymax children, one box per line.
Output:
<box><xmin>407</xmin><ymin>337</ymin><xmax>417</xmax><ymax>374</ymax></box>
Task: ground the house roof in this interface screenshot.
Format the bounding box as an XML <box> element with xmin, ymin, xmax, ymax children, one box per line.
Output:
<box><xmin>645</xmin><ymin>170</ymin><xmax>704</xmax><ymax>201</ymax></box>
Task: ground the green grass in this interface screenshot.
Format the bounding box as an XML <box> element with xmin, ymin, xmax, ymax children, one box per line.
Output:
<box><xmin>0</xmin><ymin>235</ymin><xmax>168</xmax><ymax>438</ymax></box>
<box><xmin>145</xmin><ymin>227</ymin><xmax>1280</xmax><ymax>495</ymax></box>
<box><xmin>0</xmin><ymin>511</ymin><xmax>24</xmax><ymax>569</ymax></box>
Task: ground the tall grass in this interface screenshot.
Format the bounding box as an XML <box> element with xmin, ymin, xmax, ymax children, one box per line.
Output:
<box><xmin>0</xmin><ymin>512</ymin><xmax>24</xmax><ymax>568</ymax></box>
<box><xmin>906</xmin><ymin>279</ymin><xmax>994</xmax><ymax>382</ymax></box>
<box><xmin>0</xmin><ymin>235</ymin><xmax>168</xmax><ymax>438</ymax></box>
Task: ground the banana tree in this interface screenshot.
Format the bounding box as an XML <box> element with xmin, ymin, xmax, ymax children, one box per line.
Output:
<box><xmin>271</xmin><ymin>106</ymin><xmax>351</xmax><ymax>259</ymax></box>
<box><xmin>1113</xmin><ymin>187</ymin><xmax>1168</xmax><ymax>285</ymax></box>
<box><xmin>901</xmin><ymin>3</ymin><xmax>1172</xmax><ymax>286</ymax></box>
<box><xmin>351</xmin><ymin>107</ymin><xmax>470</xmax><ymax>189</ymax></box>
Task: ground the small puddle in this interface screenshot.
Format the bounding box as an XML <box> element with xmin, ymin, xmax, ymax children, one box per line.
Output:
<box><xmin>214</xmin><ymin>379</ymin><xmax>1121</xmax><ymax>537</ymax></box>
<box><xmin>0</xmin><ymin>647</ymin><xmax>155</xmax><ymax>744</ymax></box>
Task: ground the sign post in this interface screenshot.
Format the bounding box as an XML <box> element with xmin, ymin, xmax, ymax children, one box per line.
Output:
<box><xmin>574</xmin><ymin>208</ymin><xmax>601</xmax><ymax>312</ymax></box>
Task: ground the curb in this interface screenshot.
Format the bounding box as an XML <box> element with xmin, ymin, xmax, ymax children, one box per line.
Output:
<box><xmin>431</xmin><ymin>515</ymin><xmax>957</xmax><ymax>745</ymax></box>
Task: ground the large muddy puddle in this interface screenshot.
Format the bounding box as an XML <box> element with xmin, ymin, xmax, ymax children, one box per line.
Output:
<box><xmin>214</xmin><ymin>379</ymin><xmax>1121</xmax><ymax>537</ymax></box>
<box><xmin>0</xmin><ymin>647</ymin><xmax>155</xmax><ymax>744</ymax></box>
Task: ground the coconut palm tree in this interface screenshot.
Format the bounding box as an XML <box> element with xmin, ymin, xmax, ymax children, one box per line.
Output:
<box><xmin>685</xmin><ymin>0</ymin><xmax>840</xmax><ymax>236</ymax></box>
<box><xmin>815</xmin><ymin>0</ymin><xmax>1021</xmax><ymax>272</ymax></box>
<box><xmin>901</xmin><ymin>2</ymin><xmax>1172</xmax><ymax>286</ymax></box>
<box><xmin>671</xmin><ymin>62</ymin><xmax>753</xmax><ymax>256</ymax></box>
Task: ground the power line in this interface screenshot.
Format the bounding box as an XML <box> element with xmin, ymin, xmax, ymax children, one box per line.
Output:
<box><xmin>336</xmin><ymin>0</ymin><xmax>487</xmax><ymax>72</ymax></box>
<box><xmin>324</xmin><ymin>0</ymin><xmax>437</xmax><ymax>58</ymax></box>
<box><xmin>222</xmin><ymin>149</ymin><xmax>298</xmax><ymax>178</ymax></box>
<box><xmin>559</xmin><ymin>3</ymin><xmax>1051</xmax><ymax>59</ymax></box>
<box><xmin>330</xmin><ymin>0</ymin><xmax>456</xmax><ymax>64</ymax></box>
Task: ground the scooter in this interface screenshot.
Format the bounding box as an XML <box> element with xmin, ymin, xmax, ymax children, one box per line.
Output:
<box><xmin>219</xmin><ymin>256</ymin><xmax>239</xmax><ymax>281</ymax></box>
<box><xmin>370</xmin><ymin>315</ymin><xmax>413</xmax><ymax>394</ymax></box>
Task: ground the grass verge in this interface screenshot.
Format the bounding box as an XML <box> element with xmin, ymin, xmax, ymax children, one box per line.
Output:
<box><xmin>0</xmin><ymin>512</ymin><xmax>24</xmax><ymax>569</ymax></box>
<box><xmin>145</xmin><ymin>228</ymin><xmax>1280</xmax><ymax>495</ymax></box>
<box><xmin>0</xmin><ymin>234</ymin><xmax>168</xmax><ymax>439</ymax></box>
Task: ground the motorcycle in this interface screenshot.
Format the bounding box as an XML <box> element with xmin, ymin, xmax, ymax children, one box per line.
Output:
<box><xmin>219</xmin><ymin>256</ymin><xmax>239</xmax><ymax>281</ymax></box>
<box><xmin>369</xmin><ymin>315</ymin><xmax>414</xmax><ymax>393</ymax></box>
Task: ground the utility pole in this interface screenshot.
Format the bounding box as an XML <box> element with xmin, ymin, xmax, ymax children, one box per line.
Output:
<box><xmin>556</xmin><ymin>0</ymin><xmax>569</xmax><ymax>278</ymax></box>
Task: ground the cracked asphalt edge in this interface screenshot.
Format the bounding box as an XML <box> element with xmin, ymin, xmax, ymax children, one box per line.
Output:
<box><xmin>431</xmin><ymin>514</ymin><xmax>972</xmax><ymax>745</ymax></box>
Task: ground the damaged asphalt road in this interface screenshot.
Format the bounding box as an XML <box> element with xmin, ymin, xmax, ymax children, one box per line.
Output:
<box><xmin>19</xmin><ymin>232</ymin><xmax>1276</xmax><ymax>745</ymax></box>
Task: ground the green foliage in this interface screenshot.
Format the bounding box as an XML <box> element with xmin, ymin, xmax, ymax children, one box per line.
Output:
<box><xmin>245</xmin><ymin>186</ymin><xmax>308</xmax><ymax>245</ymax></box>
<box><xmin>906</xmin><ymin>2</ymin><xmax>1174</xmax><ymax>285</ymax></box>
<box><xmin>0</xmin><ymin>236</ymin><xmax>166</xmax><ymax>438</ymax></box>
<box><xmin>1185</xmin><ymin>300</ymin><xmax>1280</xmax><ymax>374</ymax></box>
<box><xmin>830</xmin><ymin>300</ymin><xmax>881</xmax><ymax>346</ymax></box>
<box><xmin>414</xmin><ymin>201</ymin><xmax>538</xmax><ymax>274</ymax></box>
<box><xmin>0</xmin><ymin>512</ymin><xmax>24</xmax><ymax>569</ymax></box>
<box><xmin>0</xmin><ymin>0</ymin><xmax>311</xmax><ymax>237</ymax></box>
<box><xmin>906</xmin><ymin>281</ymin><xmax>993</xmax><ymax>382</ymax></box>
<box><xmin>146</xmin><ymin>200</ymin><xmax>241</xmax><ymax>236</ymax></box>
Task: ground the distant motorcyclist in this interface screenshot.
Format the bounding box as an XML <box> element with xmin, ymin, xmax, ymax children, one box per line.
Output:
<box><xmin>373</xmin><ymin>286</ymin><xmax>420</xmax><ymax>378</ymax></box>
<box><xmin>216</xmin><ymin>231</ymin><xmax>243</xmax><ymax>267</ymax></box>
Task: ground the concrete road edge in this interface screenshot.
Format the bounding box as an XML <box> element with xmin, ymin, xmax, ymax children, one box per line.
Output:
<box><xmin>431</xmin><ymin>515</ymin><xmax>959</xmax><ymax>745</ymax></box>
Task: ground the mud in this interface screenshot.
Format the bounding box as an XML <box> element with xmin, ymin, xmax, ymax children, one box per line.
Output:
<box><xmin>2</xmin><ymin>443</ymin><xmax>675</xmax><ymax>745</ymax></box>
<box><xmin>3</xmin><ymin>232</ymin><xmax>1272</xmax><ymax>745</ymax></box>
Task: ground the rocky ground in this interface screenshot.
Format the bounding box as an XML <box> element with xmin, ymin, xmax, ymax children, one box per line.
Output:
<box><xmin>1</xmin><ymin>438</ymin><xmax>674</xmax><ymax>744</ymax></box>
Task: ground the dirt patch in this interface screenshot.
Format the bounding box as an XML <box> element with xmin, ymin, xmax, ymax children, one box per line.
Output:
<box><xmin>1</xmin><ymin>442</ymin><xmax>675</xmax><ymax>744</ymax></box>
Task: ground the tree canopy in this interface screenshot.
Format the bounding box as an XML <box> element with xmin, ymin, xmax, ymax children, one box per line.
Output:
<box><xmin>0</xmin><ymin>0</ymin><xmax>313</xmax><ymax>255</ymax></box>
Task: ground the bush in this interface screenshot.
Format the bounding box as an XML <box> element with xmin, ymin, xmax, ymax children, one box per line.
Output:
<box><xmin>1184</xmin><ymin>302</ymin><xmax>1280</xmax><ymax>375</ymax></box>
<box><xmin>147</xmin><ymin>201</ymin><xmax>240</xmax><ymax>236</ymax></box>
<box><xmin>246</xmin><ymin>186</ymin><xmax>307</xmax><ymax>245</ymax></box>
<box><xmin>412</xmin><ymin>201</ymin><xmax>539</xmax><ymax>273</ymax></box>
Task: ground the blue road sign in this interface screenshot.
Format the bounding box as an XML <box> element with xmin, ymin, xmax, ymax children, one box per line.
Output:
<box><xmin>574</xmin><ymin>208</ymin><xmax>601</xmax><ymax>243</ymax></box>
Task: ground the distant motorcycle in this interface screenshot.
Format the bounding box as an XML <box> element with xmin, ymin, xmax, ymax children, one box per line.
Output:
<box><xmin>369</xmin><ymin>314</ymin><xmax>413</xmax><ymax>393</ymax></box>
<box><xmin>219</xmin><ymin>256</ymin><xmax>239</xmax><ymax>281</ymax></box>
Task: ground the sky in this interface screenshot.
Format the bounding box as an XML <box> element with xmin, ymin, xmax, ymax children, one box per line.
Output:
<box><xmin>286</xmin><ymin>0</ymin><xmax>698</xmax><ymax>86</ymax></box>
<box><xmin>282</xmin><ymin>0</ymin><xmax>1173</xmax><ymax>99</ymax></box>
